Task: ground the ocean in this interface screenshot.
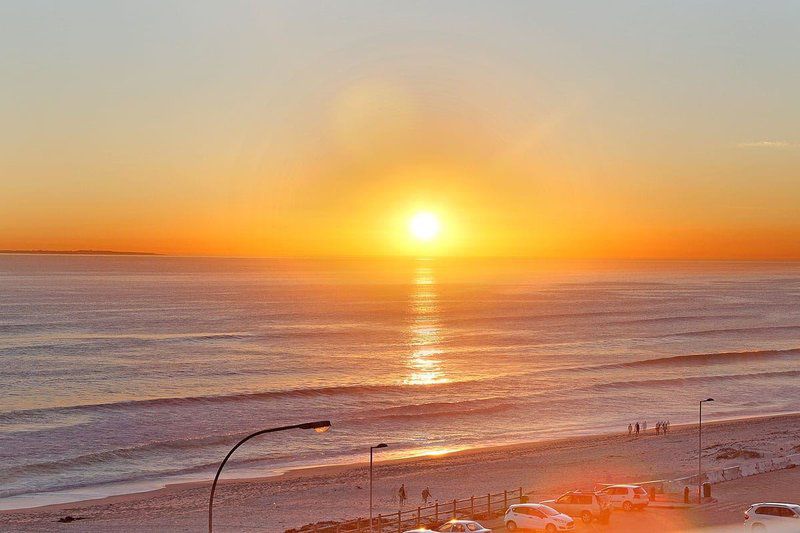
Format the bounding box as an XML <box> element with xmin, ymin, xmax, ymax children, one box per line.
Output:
<box><xmin>1</xmin><ymin>255</ymin><xmax>799</xmax><ymax>509</ymax></box>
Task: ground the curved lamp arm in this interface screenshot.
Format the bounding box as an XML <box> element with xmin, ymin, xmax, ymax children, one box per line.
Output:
<box><xmin>208</xmin><ymin>420</ymin><xmax>331</xmax><ymax>533</ymax></box>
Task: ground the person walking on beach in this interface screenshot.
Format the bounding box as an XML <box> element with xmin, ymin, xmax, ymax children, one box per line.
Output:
<box><xmin>398</xmin><ymin>484</ymin><xmax>407</xmax><ymax>509</ymax></box>
<box><xmin>422</xmin><ymin>486</ymin><xmax>431</xmax><ymax>505</ymax></box>
<box><xmin>635</xmin><ymin>422</ymin><xmax>640</xmax><ymax>436</ymax></box>
<box><xmin>628</xmin><ymin>423</ymin><xmax>632</xmax><ymax>436</ymax></box>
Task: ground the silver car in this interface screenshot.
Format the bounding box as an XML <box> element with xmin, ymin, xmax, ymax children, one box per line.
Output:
<box><xmin>541</xmin><ymin>490</ymin><xmax>612</xmax><ymax>523</ymax></box>
<box><xmin>437</xmin><ymin>519</ymin><xmax>491</xmax><ymax>532</ymax></box>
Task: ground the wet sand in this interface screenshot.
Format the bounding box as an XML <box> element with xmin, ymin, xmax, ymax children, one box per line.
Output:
<box><xmin>2</xmin><ymin>413</ymin><xmax>800</xmax><ymax>532</ymax></box>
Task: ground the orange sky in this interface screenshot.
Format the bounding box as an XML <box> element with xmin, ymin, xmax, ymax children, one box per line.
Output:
<box><xmin>2</xmin><ymin>3</ymin><xmax>799</xmax><ymax>259</ymax></box>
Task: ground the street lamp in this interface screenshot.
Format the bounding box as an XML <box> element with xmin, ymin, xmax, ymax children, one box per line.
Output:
<box><xmin>208</xmin><ymin>420</ymin><xmax>331</xmax><ymax>533</ymax></box>
<box><xmin>370</xmin><ymin>443</ymin><xmax>388</xmax><ymax>533</ymax></box>
<box><xmin>698</xmin><ymin>399</ymin><xmax>714</xmax><ymax>503</ymax></box>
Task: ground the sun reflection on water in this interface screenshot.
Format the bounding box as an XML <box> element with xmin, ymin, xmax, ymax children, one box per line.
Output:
<box><xmin>404</xmin><ymin>263</ymin><xmax>448</xmax><ymax>385</ymax></box>
<box><xmin>407</xmin><ymin>446</ymin><xmax>466</xmax><ymax>458</ymax></box>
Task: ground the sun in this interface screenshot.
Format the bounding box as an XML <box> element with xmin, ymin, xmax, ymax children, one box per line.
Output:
<box><xmin>409</xmin><ymin>212</ymin><xmax>441</xmax><ymax>242</ymax></box>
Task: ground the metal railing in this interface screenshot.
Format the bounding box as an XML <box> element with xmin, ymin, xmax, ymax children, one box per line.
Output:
<box><xmin>305</xmin><ymin>487</ymin><xmax>525</xmax><ymax>532</ymax></box>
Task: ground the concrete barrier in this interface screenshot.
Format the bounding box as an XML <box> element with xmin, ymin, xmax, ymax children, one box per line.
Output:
<box><xmin>720</xmin><ymin>466</ymin><xmax>741</xmax><ymax>482</ymax></box>
<box><xmin>661</xmin><ymin>452</ymin><xmax>800</xmax><ymax>495</ymax></box>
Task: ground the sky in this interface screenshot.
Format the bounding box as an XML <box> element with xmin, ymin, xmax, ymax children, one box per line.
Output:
<box><xmin>1</xmin><ymin>1</ymin><xmax>799</xmax><ymax>259</ymax></box>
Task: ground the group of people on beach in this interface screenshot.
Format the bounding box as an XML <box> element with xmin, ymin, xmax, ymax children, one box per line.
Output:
<box><xmin>395</xmin><ymin>483</ymin><xmax>433</xmax><ymax>509</ymax></box>
<box><xmin>627</xmin><ymin>420</ymin><xmax>670</xmax><ymax>436</ymax></box>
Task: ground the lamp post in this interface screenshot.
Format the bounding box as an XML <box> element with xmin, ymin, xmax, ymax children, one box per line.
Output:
<box><xmin>208</xmin><ymin>420</ymin><xmax>331</xmax><ymax>533</ymax></box>
<box><xmin>698</xmin><ymin>399</ymin><xmax>714</xmax><ymax>503</ymax></box>
<box><xmin>370</xmin><ymin>443</ymin><xmax>388</xmax><ymax>533</ymax></box>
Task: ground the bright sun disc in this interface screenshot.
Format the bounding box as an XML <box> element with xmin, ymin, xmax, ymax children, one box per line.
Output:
<box><xmin>409</xmin><ymin>212</ymin><xmax>441</xmax><ymax>241</ymax></box>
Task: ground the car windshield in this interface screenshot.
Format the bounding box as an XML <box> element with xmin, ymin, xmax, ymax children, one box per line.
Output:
<box><xmin>540</xmin><ymin>506</ymin><xmax>560</xmax><ymax>516</ymax></box>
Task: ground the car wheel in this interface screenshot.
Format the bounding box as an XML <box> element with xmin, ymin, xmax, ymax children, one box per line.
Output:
<box><xmin>623</xmin><ymin>501</ymin><xmax>633</xmax><ymax>511</ymax></box>
<box><xmin>505</xmin><ymin>521</ymin><xmax>517</xmax><ymax>531</ymax></box>
<box><xmin>581</xmin><ymin>510</ymin><xmax>593</xmax><ymax>523</ymax></box>
<box><xmin>545</xmin><ymin>524</ymin><xmax>557</xmax><ymax>533</ymax></box>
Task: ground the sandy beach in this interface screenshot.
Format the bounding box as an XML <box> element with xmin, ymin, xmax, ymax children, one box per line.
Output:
<box><xmin>3</xmin><ymin>412</ymin><xmax>800</xmax><ymax>532</ymax></box>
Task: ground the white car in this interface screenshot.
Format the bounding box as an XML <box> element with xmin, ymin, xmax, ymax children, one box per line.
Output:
<box><xmin>437</xmin><ymin>519</ymin><xmax>491</xmax><ymax>532</ymax></box>
<box><xmin>596</xmin><ymin>484</ymin><xmax>649</xmax><ymax>511</ymax></box>
<box><xmin>504</xmin><ymin>503</ymin><xmax>575</xmax><ymax>531</ymax></box>
<box><xmin>744</xmin><ymin>502</ymin><xmax>800</xmax><ymax>531</ymax></box>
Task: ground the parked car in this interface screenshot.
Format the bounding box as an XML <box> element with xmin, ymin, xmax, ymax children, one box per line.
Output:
<box><xmin>744</xmin><ymin>502</ymin><xmax>800</xmax><ymax>531</ymax></box>
<box><xmin>541</xmin><ymin>490</ymin><xmax>612</xmax><ymax>523</ymax></box>
<box><xmin>504</xmin><ymin>503</ymin><xmax>575</xmax><ymax>531</ymax></box>
<box><xmin>595</xmin><ymin>484</ymin><xmax>649</xmax><ymax>511</ymax></box>
<box><xmin>437</xmin><ymin>519</ymin><xmax>491</xmax><ymax>532</ymax></box>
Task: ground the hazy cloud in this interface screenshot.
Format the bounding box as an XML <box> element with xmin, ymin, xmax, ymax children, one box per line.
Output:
<box><xmin>737</xmin><ymin>140</ymin><xmax>798</xmax><ymax>149</ymax></box>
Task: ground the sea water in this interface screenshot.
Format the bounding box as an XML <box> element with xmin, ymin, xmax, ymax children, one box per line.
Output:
<box><xmin>1</xmin><ymin>255</ymin><xmax>799</xmax><ymax>508</ymax></box>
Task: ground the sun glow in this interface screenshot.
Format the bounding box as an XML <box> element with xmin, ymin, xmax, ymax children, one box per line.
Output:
<box><xmin>409</xmin><ymin>212</ymin><xmax>441</xmax><ymax>242</ymax></box>
<box><xmin>408</xmin><ymin>447</ymin><xmax>466</xmax><ymax>458</ymax></box>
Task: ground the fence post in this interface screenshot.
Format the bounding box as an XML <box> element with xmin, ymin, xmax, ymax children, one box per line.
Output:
<box><xmin>397</xmin><ymin>511</ymin><xmax>401</xmax><ymax>533</ymax></box>
<box><xmin>435</xmin><ymin>501</ymin><xmax>439</xmax><ymax>522</ymax></box>
<box><xmin>519</xmin><ymin>487</ymin><xmax>523</xmax><ymax>502</ymax></box>
<box><xmin>417</xmin><ymin>507</ymin><xmax>421</xmax><ymax>526</ymax></box>
<box><xmin>377</xmin><ymin>514</ymin><xmax>382</xmax><ymax>533</ymax></box>
<box><xmin>452</xmin><ymin>499</ymin><xmax>456</xmax><ymax>519</ymax></box>
<box><xmin>470</xmin><ymin>495</ymin><xmax>474</xmax><ymax>518</ymax></box>
<box><xmin>487</xmin><ymin>493</ymin><xmax>491</xmax><ymax>516</ymax></box>
<box><xmin>356</xmin><ymin>518</ymin><xmax>361</xmax><ymax>533</ymax></box>
<box><xmin>504</xmin><ymin>490</ymin><xmax>508</xmax><ymax>510</ymax></box>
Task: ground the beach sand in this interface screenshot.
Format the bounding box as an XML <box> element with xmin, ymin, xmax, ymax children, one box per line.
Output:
<box><xmin>2</xmin><ymin>413</ymin><xmax>800</xmax><ymax>532</ymax></box>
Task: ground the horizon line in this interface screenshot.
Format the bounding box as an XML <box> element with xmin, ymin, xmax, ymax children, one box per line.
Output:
<box><xmin>3</xmin><ymin>250</ymin><xmax>800</xmax><ymax>263</ymax></box>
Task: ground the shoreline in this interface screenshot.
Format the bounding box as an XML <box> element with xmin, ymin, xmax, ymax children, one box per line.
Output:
<box><xmin>4</xmin><ymin>410</ymin><xmax>800</xmax><ymax>531</ymax></box>
<box><xmin>3</xmin><ymin>410</ymin><xmax>800</xmax><ymax>517</ymax></box>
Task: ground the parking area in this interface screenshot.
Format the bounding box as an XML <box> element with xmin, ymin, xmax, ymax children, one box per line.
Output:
<box><xmin>481</xmin><ymin>507</ymin><xmax>696</xmax><ymax>533</ymax></box>
<box><xmin>477</xmin><ymin>467</ymin><xmax>800</xmax><ymax>532</ymax></box>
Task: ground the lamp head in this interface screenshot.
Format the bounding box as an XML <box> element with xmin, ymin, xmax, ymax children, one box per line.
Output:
<box><xmin>376</xmin><ymin>443</ymin><xmax>388</xmax><ymax>449</ymax></box>
<box><xmin>299</xmin><ymin>420</ymin><xmax>332</xmax><ymax>433</ymax></box>
<box><xmin>702</xmin><ymin>398</ymin><xmax>714</xmax><ymax>403</ymax></box>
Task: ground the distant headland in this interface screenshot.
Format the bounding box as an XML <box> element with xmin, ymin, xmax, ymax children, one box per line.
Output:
<box><xmin>0</xmin><ymin>250</ymin><xmax>161</xmax><ymax>256</ymax></box>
